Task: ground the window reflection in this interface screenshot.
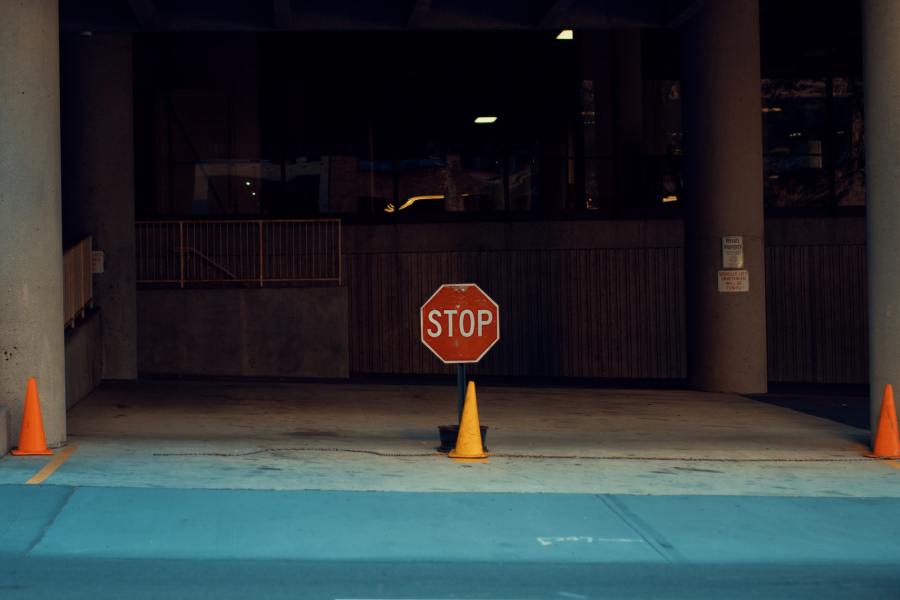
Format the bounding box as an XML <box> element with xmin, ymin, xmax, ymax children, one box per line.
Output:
<box><xmin>833</xmin><ymin>77</ymin><xmax>865</xmax><ymax>206</ymax></box>
<box><xmin>138</xmin><ymin>32</ymin><xmax>579</xmax><ymax>219</ymax></box>
<box><xmin>642</xmin><ymin>80</ymin><xmax>682</xmax><ymax>211</ymax></box>
<box><xmin>136</xmin><ymin>32</ymin><xmax>865</xmax><ymax>219</ymax></box>
<box><xmin>762</xmin><ymin>77</ymin><xmax>865</xmax><ymax>208</ymax></box>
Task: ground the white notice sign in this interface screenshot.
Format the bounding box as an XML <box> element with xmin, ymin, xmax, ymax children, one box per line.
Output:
<box><xmin>718</xmin><ymin>270</ymin><xmax>749</xmax><ymax>293</ymax></box>
<box><xmin>92</xmin><ymin>250</ymin><xmax>105</xmax><ymax>274</ymax></box>
<box><xmin>722</xmin><ymin>236</ymin><xmax>744</xmax><ymax>269</ymax></box>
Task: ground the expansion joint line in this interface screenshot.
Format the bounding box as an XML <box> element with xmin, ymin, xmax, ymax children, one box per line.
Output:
<box><xmin>151</xmin><ymin>447</ymin><xmax>874</xmax><ymax>462</ymax></box>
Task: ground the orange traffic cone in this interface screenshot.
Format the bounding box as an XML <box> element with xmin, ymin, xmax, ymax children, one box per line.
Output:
<box><xmin>11</xmin><ymin>378</ymin><xmax>53</xmax><ymax>456</ymax></box>
<box><xmin>449</xmin><ymin>381</ymin><xmax>488</xmax><ymax>460</ymax></box>
<box><xmin>868</xmin><ymin>383</ymin><xmax>900</xmax><ymax>459</ymax></box>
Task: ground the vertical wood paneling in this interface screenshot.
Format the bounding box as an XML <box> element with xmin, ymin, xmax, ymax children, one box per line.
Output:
<box><xmin>347</xmin><ymin>226</ymin><xmax>865</xmax><ymax>384</ymax></box>
<box><xmin>765</xmin><ymin>244</ymin><xmax>867</xmax><ymax>384</ymax></box>
<box><xmin>346</xmin><ymin>247</ymin><xmax>687</xmax><ymax>379</ymax></box>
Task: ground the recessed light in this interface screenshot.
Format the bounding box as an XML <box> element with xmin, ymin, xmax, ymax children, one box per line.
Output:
<box><xmin>474</xmin><ymin>116</ymin><xmax>498</xmax><ymax>124</ymax></box>
<box><xmin>556</xmin><ymin>29</ymin><xmax>574</xmax><ymax>40</ymax></box>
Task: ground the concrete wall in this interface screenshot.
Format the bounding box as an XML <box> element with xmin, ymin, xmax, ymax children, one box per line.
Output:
<box><xmin>61</xmin><ymin>33</ymin><xmax>138</xmax><ymax>380</ymax></box>
<box><xmin>131</xmin><ymin>217</ymin><xmax>865</xmax><ymax>383</ymax></box>
<box><xmin>138</xmin><ymin>287</ymin><xmax>349</xmax><ymax>378</ymax></box>
<box><xmin>65</xmin><ymin>311</ymin><xmax>103</xmax><ymax>410</ymax></box>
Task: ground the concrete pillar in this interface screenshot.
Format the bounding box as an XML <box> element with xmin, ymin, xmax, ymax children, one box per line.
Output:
<box><xmin>681</xmin><ymin>0</ymin><xmax>767</xmax><ymax>393</ymax></box>
<box><xmin>0</xmin><ymin>0</ymin><xmax>66</xmax><ymax>446</ymax></box>
<box><xmin>61</xmin><ymin>33</ymin><xmax>138</xmax><ymax>380</ymax></box>
<box><xmin>863</xmin><ymin>1</ymin><xmax>900</xmax><ymax>436</ymax></box>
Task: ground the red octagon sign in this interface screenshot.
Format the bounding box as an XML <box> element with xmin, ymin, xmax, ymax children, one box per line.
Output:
<box><xmin>420</xmin><ymin>283</ymin><xmax>500</xmax><ymax>364</ymax></box>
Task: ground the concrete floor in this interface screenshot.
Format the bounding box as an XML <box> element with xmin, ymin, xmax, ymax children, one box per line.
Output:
<box><xmin>1</xmin><ymin>380</ymin><xmax>896</xmax><ymax>496</ymax></box>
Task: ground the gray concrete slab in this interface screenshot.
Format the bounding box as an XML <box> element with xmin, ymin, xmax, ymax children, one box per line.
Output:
<box><xmin>67</xmin><ymin>380</ymin><xmax>868</xmax><ymax>457</ymax></box>
<box><xmin>1</xmin><ymin>380</ymin><xmax>897</xmax><ymax>496</ymax></box>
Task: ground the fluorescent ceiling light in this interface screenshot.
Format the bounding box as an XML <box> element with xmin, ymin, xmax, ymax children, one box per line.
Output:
<box><xmin>474</xmin><ymin>116</ymin><xmax>498</xmax><ymax>124</ymax></box>
<box><xmin>556</xmin><ymin>29</ymin><xmax>574</xmax><ymax>40</ymax></box>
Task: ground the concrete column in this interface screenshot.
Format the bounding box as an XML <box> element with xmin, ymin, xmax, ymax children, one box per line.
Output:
<box><xmin>863</xmin><ymin>1</ymin><xmax>900</xmax><ymax>436</ymax></box>
<box><xmin>0</xmin><ymin>0</ymin><xmax>66</xmax><ymax>446</ymax></box>
<box><xmin>681</xmin><ymin>0</ymin><xmax>767</xmax><ymax>393</ymax></box>
<box><xmin>61</xmin><ymin>33</ymin><xmax>138</xmax><ymax>380</ymax></box>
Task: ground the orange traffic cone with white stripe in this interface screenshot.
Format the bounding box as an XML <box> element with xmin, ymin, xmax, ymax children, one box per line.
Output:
<box><xmin>11</xmin><ymin>378</ymin><xmax>53</xmax><ymax>456</ymax></box>
<box><xmin>868</xmin><ymin>384</ymin><xmax>900</xmax><ymax>459</ymax></box>
<box><xmin>449</xmin><ymin>381</ymin><xmax>488</xmax><ymax>460</ymax></box>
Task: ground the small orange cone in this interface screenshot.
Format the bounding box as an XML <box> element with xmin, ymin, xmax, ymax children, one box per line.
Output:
<box><xmin>449</xmin><ymin>381</ymin><xmax>488</xmax><ymax>460</ymax></box>
<box><xmin>868</xmin><ymin>384</ymin><xmax>900</xmax><ymax>459</ymax></box>
<box><xmin>11</xmin><ymin>378</ymin><xmax>53</xmax><ymax>456</ymax></box>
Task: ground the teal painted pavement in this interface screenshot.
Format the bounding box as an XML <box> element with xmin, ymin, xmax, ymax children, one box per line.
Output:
<box><xmin>2</xmin><ymin>485</ymin><xmax>900</xmax><ymax>598</ymax></box>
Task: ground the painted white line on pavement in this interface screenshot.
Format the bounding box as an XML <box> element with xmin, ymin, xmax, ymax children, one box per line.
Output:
<box><xmin>536</xmin><ymin>535</ymin><xmax>643</xmax><ymax>546</ymax></box>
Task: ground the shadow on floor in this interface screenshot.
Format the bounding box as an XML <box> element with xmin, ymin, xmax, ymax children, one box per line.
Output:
<box><xmin>749</xmin><ymin>384</ymin><xmax>869</xmax><ymax>430</ymax></box>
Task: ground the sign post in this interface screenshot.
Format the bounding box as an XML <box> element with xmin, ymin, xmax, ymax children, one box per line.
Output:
<box><xmin>420</xmin><ymin>283</ymin><xmax>500</xmax><ymax>425</ymax></box>
<box><xmin>456</xmin><ymin>364</ymin><xmax>466</xmax><ymax>421</ymax></box>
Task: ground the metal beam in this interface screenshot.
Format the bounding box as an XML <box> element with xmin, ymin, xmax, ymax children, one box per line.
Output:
<box><xmin>407</xmin><ymin>0</ymin><xmax>432</xmax><ymax>28</ymax></box>
<box><xmin>128</xmin><ymin>0</ymin><xmax>162</xmax><ymax>30</ymax></box>
<box><xmin>273</xmin><ymin>0</ymin><xmax>292</xmax><ymax>29</ymax></box>
<box><xmin>539</xmin><ymin>0</ymin><xmax>579</xmax><ymax>28</ymax></box>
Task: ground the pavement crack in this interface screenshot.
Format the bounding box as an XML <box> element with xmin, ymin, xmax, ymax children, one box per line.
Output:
<box><xmin>24</xmin><ymin>486</ymin><xmax>77</xmax><ymax>556</ymax></box>
<box><xmin>597</xmin><ymin>494</ymin><xmax>686</xmax><ymax>564</ymax></box>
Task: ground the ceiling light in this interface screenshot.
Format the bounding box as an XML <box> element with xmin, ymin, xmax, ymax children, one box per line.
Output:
<box><xmin>556</xmin><ymin>29</ymin><xmax>574</xmax><ymax>40</ymax></box>
<box><xmin>474</xmin><ymin>116</ymin><xmax>498</xmax><ymax>124</ymax></box>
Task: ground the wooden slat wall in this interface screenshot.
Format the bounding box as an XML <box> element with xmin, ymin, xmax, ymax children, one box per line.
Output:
<box><xmin>346</xmin><ymin>247</ymin><xmax>687</xmax><ymax>378</ymax></box>
<box><xmin>765</xmin><ymin>244</ymin><xmax>868</xmax><ymax>384</ymax></box>
<box><xmin>345</xmin><ymin>218</ymin><xmax>868</xmax><ymax>383</ymax></box>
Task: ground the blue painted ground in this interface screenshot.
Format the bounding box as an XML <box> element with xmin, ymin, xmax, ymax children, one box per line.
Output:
<box><xmin>2</xmin><ymin>485</ymin><xmax>900</xmax><ymax>598</ymax></box>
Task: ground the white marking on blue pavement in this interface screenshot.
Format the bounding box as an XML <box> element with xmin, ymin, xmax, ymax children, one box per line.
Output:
<box><xmin>536</xmin><ymin>536</ymin><xmax>643</xmax><ymax>546</ymax></box>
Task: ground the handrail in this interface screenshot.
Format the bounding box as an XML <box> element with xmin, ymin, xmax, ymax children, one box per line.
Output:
<box><xmin>181</xmin><ymin>246</ymin><xmax>243</xmax><ymax>281</ymax></box>
<box><xmin>63</xmin><ymin>235</ymin><xmax>93</xmax><ymax>328</ymax></box>
<box><xmin>136</xmin><ymin>219</ymin><xmax>341</xmax><ymax>287</ymax></box>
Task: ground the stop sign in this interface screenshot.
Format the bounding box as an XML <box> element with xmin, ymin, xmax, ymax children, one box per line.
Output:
<box><xmin>420</xmin><ymin>283</ymin><xmax>500</xmax><ymax>364</ymax></box>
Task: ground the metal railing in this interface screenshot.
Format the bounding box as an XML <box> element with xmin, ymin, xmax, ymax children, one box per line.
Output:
<box><xmin>64</xmin><ymin>235</ymin><xmax>93</xmax><ymax>328</ymax></box>
<box><xmin>136</xmin><ymin>219</ymin><xmax>342</xmax><ymax>287</ymax></box>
